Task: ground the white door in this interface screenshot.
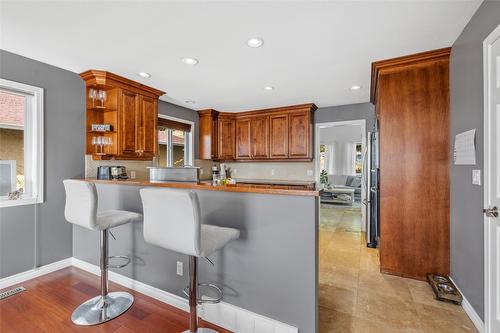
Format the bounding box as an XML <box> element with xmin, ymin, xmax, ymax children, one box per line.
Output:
<box><xmin>484</xmin><ymin>24</ymin><xmax>500</xmax><ymax>333</ymax></box>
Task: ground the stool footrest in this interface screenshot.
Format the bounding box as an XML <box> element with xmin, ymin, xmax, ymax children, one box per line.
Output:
<box><xmin>107</xmin><ymin>255</ymin><xmax>131</xmax><ymax>269</ymax></box>
<box><xmin>183</xmin><ymin>283</ymin><xmax>223</xmax><ymax>304</ymax></box>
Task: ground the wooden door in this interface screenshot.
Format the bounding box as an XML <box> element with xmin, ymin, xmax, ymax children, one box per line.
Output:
<box><xmin>119</xmin><ymin>89</ymin><xmax>139</xmax><ymax>155</ymax></box>
<box><xmin>269</xmin><ymin>114</ymin><xmax>289</xmax><ymax>158</ymax></box>
<box><xmin>251</xmin><ymin>116</ymin><xmax>269</xmax><ymax>159</ymax></box>
<box><xmin>138</xmin><ymin>96</ymin><xmax>157</xmax><ymax>157</ymax></box>
<box><xmin>218</xmin><ymin>118</ymin><xmax>235</xmax><ymax>160</ymax></box>
<box><xmin>377</xmin><ymin>57</ymin><xmax>450</xmax><ymax>280</ymax></box>
<box><xmin>288</xmin><ymin>111</ymin><xmax>310</xmax><ymax>159</ymax></box>
<box><xmin>235</xmin><ymin>118</ymin><xmax>251</xmax><ymax>159</ymax></box>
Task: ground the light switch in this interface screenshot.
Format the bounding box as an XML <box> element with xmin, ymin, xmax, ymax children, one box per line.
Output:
<box><xmin>472</xmin><ymin>169</ymin><xmax>481</xmax><ymax>186</ymax></box>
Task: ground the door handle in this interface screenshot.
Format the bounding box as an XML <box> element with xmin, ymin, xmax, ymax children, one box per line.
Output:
<box><xmin>483</xmin><ymin>206</ymin><xmax>498</xmax><ymax>218</ymax></box>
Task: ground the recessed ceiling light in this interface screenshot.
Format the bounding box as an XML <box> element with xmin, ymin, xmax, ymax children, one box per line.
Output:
<box><xmin>137</xmin><ymin>72</ymin><xmax>151</xmax><ymax>78</ymax></box>
<box><xmin>185</xmin><ymin>100</ymin><xmax>196</xmax><ymax>104</ymax></box>
<box><xmin>264</xmin><ymin>86</ymin><xmax>274</xmax><ymax>91</ymax></box>
<box><xmin>247</xmin><ymin>37</ymin><xmax>264</xmax><ymax>48</ymax></box>
<box><xmin>182</xmin><ymin>57</ymin><xmax>199</xmax><ymax>65</ymax></box>
<box><xmin>351</xmin><ymin>85</ymin><xmax>362</xmax><ymax>90</ymax></box>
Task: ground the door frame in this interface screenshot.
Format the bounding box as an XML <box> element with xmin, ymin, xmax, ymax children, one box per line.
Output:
<box><xmin>483</xmin><ymin>23</ymin><xmax>500</xmax><ymax>333</ymax></box>
<box><xmin>315</xmin><ymin>119</ymin><xmax>367</xmax><ymax>229</ymax></box>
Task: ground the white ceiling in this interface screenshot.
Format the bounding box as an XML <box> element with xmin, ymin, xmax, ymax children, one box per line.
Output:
<box><xmin>0</xmin><ymin>1</ymin><xmax>481</xmax><ymax>112</ymax></box>
<box><xmin>320</xmin><ymin>124</ymin><xmax>362</xmax><ymax>144</ymax></box>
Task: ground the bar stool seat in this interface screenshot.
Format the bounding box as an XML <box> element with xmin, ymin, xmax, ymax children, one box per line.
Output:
<box><xmin>200</xmin><ymin>224</ymin><xmax>240</xmax><ymax>257</ymax></box>
<box><xmin>63</xmin><ymin>179</ymin><xmax>141</xmax><ymax>326</ymax></box>
<box><xmin>140</xmin><ymin>188</ymin><xmax>240</xmax><ymax>333</ymax></box>
<box><xmin>97</xmin><ymin>210</ymin><xmax>142</xmax><ymax>230</ymax></box>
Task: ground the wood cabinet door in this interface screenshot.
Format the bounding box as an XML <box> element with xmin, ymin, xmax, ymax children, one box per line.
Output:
<box><xmin>288</xmin><ymin>111</ymin><xmax>310</xmax><ymax>158</ymax></box>
<box><xmin>269</xmin><ymin>114</ymin><xmax>289</xmax><ymax>158</ymax></box>
<box><xmin>217</xmin><ymin>118</ymin><xmax>236</xmax><ymax>160</ymax></box>
<box><xmin>251</xmin><ymin>116</ymin><xmax>269</xmax><ymax>159</ymax></box>
<box><xmin>236</xmin><ymin>118</ymin><xmax>251</xmax><ymax>159</ymax></box>
<box><xmin>138</xmin><ymin>96</ymin><xmax>157</xmax><ymax>157</ymax></box>
<box><xmin>119</xmin><ymin>89</ymin><xmax>139</xmax><ymax>155</ymax></box>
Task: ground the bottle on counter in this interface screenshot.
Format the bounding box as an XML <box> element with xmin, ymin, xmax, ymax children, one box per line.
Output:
<box><xmin>212</xmin><ymin>164</ymin><xmax>220</xmax><ymax>186</ymax></box>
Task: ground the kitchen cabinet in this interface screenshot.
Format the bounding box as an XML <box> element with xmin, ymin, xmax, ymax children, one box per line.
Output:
<box><xmin>81</xmin><ymin>70</ymin><xmax>164</xmax><ymax>160</ymax></box>
<box><xmin>288</xmin><ymin>111</ymin><xmax>311</xmax><ymax>158</ymax></box>
<box><xmin>217</xmin><ymin>118</ymin><xmax>236</xmax><ymax>160</ymax></box>
<box><xmin>250</xmin><ymin>116</ymin><xmax>270</xmax><ymax>159</ymax></box>
<box><xmin>372</xmin><ymin>48</ymin><xmax>450</xmax><ymax>280</ymax></box>
<box><xmin>198</xmin><ymin>103</ymin><xmax>315</xmax><ymax>162</ymax></box>
<box><xmin>269</xmin><ymin>113</ymin><xmax>289</xmax><ymax>159</ymax></box>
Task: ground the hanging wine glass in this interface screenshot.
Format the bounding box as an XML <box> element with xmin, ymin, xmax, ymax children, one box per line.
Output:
<box><xmin>89</xmin><ymin>88</ymin><xmax>97</xmax><ymax>107</ymax></box>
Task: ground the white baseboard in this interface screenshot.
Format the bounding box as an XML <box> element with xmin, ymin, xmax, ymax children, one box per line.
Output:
<box><xmin>449</xmin><ymin>277</ymin><xmax>485</xmax><ymax>333</ymax></box>
<box><xmin>0</xmin><ymin>258</ymin><xmax>73</xmax><ymax>290</ymax></box>
<box><xmin>71</xmin><ymin>258</ymin><xmax>298</xmax><ymax>333</ymax></box>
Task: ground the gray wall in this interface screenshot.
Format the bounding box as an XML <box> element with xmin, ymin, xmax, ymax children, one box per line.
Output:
<box><xmin>315</xmin><ymin>102</ymin><xmax>376</xmax><ymax>133</ymax></box>
<box><xmin>0</xmin><ymin>50</ymin><xmax>85</xmax><ymax>278</ymax></box>
<box><xmin>450</xmin><ymin>0</ymin><xmax>500</xmax><ymax>320</ymax></box>
<box><xmin>0</xmin><ymin>50</ymin><xmax>200</xmax><ymax>278</ymax></box>
<box><xmin>73</xmin><ymin>184</ymin><xmax>318</xmax><ymax>332</ymax></box>
<box><xmin>158</xmin><ymin>101</ymin><xmax>199</xmax><ymax>159</ymax></box>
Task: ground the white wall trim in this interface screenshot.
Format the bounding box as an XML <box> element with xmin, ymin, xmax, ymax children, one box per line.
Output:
<box><xmin>72</xmin><ymin>258</ymin><xmax>298</xmax><ymax>333</ymax></box>
<box><xmin>483</xmin><ymin>23</ymin><xmax>500</xmax><ymax>333</ymax></box>
<box><xmin>449</xmin><ymin>277</ymin><xmax>485</xmax><ymax>333</ymax></box>
<box><xmin>0</xmin><ymin>258</ymin><xmax>72</xmax><ymax>290</ymax></box>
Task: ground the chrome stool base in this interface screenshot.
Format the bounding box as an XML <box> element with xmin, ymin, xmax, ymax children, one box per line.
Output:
<box><xmin>182</xmin><ymin>328</ymin><xmax>219</xmax><ymax>333</ymax></box>
<box><xmin>71</xmin><ymin>291</ymin><xmax>134</xmax><ymax>325</ymax></box>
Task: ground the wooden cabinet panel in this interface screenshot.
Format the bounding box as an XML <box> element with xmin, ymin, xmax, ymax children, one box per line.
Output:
<box><xmin>198</xmin><ymin>104</ymin><xmax>315</xmax><ymax>161</ymax></box>
<box><xmin>139</xmin><ymin>96</ymin><xmax>157</xmax><ymax>157</ymax></box>
<box><xmin>372</xmin><ymin>48</ymin><xmax>450</xmax><ymax>280</ymax></box>
<box><xmin>119</xmin><ymin>90</ymin><xmax>139</xmax><ymax>155</ymax></box>
<box><xmin>218</xmin><ymin>118</ymin><xmax>236</xmax><ymax>160</ymax></box>
<box><xmin>288</xmin><ymin>111</ymin><xmax>310</xmax><ymax>158</ymax></box>
<box><xmin>251</xmin><ymin>116</ymin><xmax>269</xmax><ymax>159</ymax></box>
<box><xmin>236</xmin><ymin>118</ymin><xmax>252</xmax><ymax>159</ymax></box>
<box><xmin>269</xmin><ymin>114</ymin><xmax>289</xmax><ymax>158</ymax></box>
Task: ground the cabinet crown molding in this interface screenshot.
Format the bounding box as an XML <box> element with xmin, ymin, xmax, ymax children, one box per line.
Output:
<box><xmin>197</xmin><ymin>103</ymin><xmax>317</xmax><ymax>117</ymax></box>
<box><xmin>80</xmin><ymin>70</ymin><xmax>165</xmax><ymax>98</ymax></box>
<box><xmin>370</xmin><ymin>47</ymin><xmax>451</xmax><ymax>104</ymax></box>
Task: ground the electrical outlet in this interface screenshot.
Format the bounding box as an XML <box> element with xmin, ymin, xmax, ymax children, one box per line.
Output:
<box><xmin>472</xmin><ymin>169</ymin><xmax>481</xmax><ymax>186</ymax></box>
<box><xmin>307</xmin><ymin>169</ymin><xmax>313</xmax><ymax>176</ymax></box>
<box><xmin>176</xmin><ymin>261</ymin><xmax>183</xmax><ymax>276</ymax></box>
<box><xmin>232</xmin><ymin>169</ymin><xmax>237</xmax><ymax>174</ymax></box>
<box><xmin>200</xmin><ymin>169</ymin><xmax>204</xmax><ymax>175</ymax></box>
<box><xmin>271</xmin><ymin>169</ymin><xmax>275</xmax><ymax>176</ymax></box>
<box><xmin>130</xmin><ymin>171</ymin><xmax>136</xmax><ymax>179</ymax></box>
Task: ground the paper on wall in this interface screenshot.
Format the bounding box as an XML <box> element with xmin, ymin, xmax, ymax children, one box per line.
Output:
<box><xmin>454</xmin><ymin>129</ymin><xmax>476</xmax><ymax>165</ymax></box>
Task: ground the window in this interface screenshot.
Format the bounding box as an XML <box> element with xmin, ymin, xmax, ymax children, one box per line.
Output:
<box><xmin>354</xmin><ymin>143</ymin><xmax>362</xmax><ymax>174</ymax></box>
<box><xmin>157</xmin><ymin>115</ymin><xmax>193</xmax><ymax>167</ymax></box>
<box><xmin>0</xmin><ymin>79</ymin><xmax>44</xmax><ymax>207</ymax></box>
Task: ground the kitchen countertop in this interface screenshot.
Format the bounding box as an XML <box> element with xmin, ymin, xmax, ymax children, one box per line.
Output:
<box><xmin>81</xmin><ymin>178</ymin><xmax>320</xmax><ymax>197</ymax></box>
<box><xmin>233</xmin><ymin>178</ymin><xmax>316</xmax><ymax>186</ymax></box>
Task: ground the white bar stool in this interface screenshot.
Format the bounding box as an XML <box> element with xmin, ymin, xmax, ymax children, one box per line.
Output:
<box><xmin>140</xmin><ymin>188</ymin><xmax>240</xmax><ymax>333</ymax></box>
<box><xmin>63</xmin><ymin>179</ymin><xmax>142</xmax><ymax>326</ymax></box>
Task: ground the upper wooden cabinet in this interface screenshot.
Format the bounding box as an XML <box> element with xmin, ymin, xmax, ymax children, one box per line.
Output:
<box><xmin>198</xmin><ymin>104</ymin><xmax>316</xmax><ymax>161</ymax></box>
<box><xmin>80</xmin><ymin>70</ymin><xmax>165</xmax><ymax>160</ymax></box>
<box><xmin>217</xmin><ymin>117</ymin><xmax>236</xmax><ymax>160</ymax></box>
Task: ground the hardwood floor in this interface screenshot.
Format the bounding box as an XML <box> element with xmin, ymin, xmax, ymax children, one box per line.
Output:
<box><xmin>319</xmin><ymin>204</ymin><xmax>477</xmax><ymax>333</ymax></box>
<box><xmin>0</xmin><ymin>267</ymin><xmax>232</xmax><ymax>333</ymax></box>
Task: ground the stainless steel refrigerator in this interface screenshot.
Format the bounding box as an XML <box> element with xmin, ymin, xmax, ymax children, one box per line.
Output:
<box><xmin>363</xmin><ymin>131</ymin><xmax>380</xmax><ymax>248</ymax></box>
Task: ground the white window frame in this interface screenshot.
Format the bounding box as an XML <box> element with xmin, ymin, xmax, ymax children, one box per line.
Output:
<box><xmin>157</xmin><ymin>114</ymin><xmax>194</xmax><ymax>167</ymax></box>
<box><xmin>0</xmin><ymin>78</ymin><xmax>44</xmax><ymax>208</ymax></box>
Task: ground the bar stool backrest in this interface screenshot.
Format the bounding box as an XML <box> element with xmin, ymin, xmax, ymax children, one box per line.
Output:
<box><xmin>63</xmin><ymin>179</ymin><xmax>98</xmax><ymax>230</ymax></box>
<box><xmin>140</xmin><ymin>188</ymin><xmax>201</xmax><ymax>257</ymax></box>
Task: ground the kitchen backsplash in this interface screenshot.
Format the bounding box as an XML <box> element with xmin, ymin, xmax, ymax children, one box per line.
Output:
<box><xmin>84</xmin><ymin>155</ymin><xmax>214</xmax><ymax>180</ymax></box>
<box><xmin>223</xmin><ymin>162</ymin><xmax>315</xmax><ymax>181</ymax></box>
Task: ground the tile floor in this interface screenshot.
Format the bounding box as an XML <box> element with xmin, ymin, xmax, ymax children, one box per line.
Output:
<box><xmin>319</xmin><ymin>204</ymin><xmax>478</xmax><ymax>333</ymax></box>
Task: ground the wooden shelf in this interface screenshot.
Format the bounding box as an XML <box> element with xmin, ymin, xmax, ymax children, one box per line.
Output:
<box><xmin>87</xmin><ymin>106</ymin><xmax>117</xmax><ymax>112</ymax></box>
<box><xmin>89</xmin><ymin>131</ymin><xmax>116</xmax><ymax>134</ymax></box>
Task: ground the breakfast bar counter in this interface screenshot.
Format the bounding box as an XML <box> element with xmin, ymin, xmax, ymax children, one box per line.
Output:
<box><xmin>82</xmin><ymin>178</ymin><xmax>320</xmax><ymax>196</ymax></box>
<box><xmin>72</xmin><ymin>178</ymin><xmax>319</xmax><ymax>332</ymax></box>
